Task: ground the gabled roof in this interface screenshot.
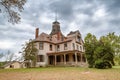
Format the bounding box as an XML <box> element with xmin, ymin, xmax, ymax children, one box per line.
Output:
<box><xmin>67</xmin><ymin>30</ymin><xmax>81</xmax><ymax>36</ymax></box>
<box><xmin>1</xmin><ymin>61</ymin><xmax>20</xmax><ymax>68</ymax></box>
<box><xmin>35</xmin><ymin>32</ymin><xmax>50</xmax><ymax>41</ymax></box>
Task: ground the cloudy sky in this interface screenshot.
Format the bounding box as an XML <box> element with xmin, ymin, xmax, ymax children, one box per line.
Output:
<box><xmin>0</xmin><ymin>0</ymin><xmax>120</xmax><ymax>60</ymax></box>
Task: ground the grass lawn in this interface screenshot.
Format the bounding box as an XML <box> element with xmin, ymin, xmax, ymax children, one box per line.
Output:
<box><xmin>0</xmin><ymin>66</ymin><xmax>120</xmax><ymax>80</ymax></box>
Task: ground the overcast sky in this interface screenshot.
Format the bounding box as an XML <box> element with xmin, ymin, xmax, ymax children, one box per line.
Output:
<box><xmin>0</xmin><ymin>0</ymin><xmax>120</xmax><ymax>60</ymax></box>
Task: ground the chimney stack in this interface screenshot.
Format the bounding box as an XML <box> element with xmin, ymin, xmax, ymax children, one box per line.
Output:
<box><xmin>35</xmin><ymin>28</ymin><xmax>39</xmax><ymax>39</ymax></box>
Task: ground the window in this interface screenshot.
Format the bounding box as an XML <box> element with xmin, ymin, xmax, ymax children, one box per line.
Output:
<box><xmin>57</xmin><ymin>45</ymin><xmax>60</xmax><ymax>51</ymax></box>
<box><xmin>80</xmin><ymin>46</ymin><xmax>82</xmax><ymax>51</ymax></box>
<box><xmin>64</xmin><ymin>43</ymin><xmax>67</xmax><ymax>50</ymax></box>
<box><xmin>50</xmin><ymin>44</ymin><xmax>52</xmax><ymax>51</ymax></box>
<box><xmin>77</xmin><ymin>36</ymin><xmax>81</xmax><ymax>42</ymax></box>
<box><xmin>39</xmin><ymin>42</ymin><xmax>43</xmax><ymax>50</ymax></box>
<box><xmin>77</xmin><ymin>45</ymin><xmax>79</xmax><ymax>50</ymax></box>
<box><xmin>37</xmin><ymin>55</ymin><xmax>44</xmax><ymax>62</ymax></box>
<box><xmin>72</xmin><ymin>43</ymin><xmax>75</xmax><ymax>50</ymax></box>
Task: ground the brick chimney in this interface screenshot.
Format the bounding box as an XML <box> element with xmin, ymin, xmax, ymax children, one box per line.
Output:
<box><xmin>35</xmin><ymin>28</ymin><xmax>39</xmax><ymax>39</ymax></box>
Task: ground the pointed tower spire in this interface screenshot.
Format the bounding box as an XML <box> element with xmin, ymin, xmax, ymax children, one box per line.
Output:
<box><xmin>55</xmin><ymin>10</ymin><xmax>57</xmax><ymax>21</ymax></box>
<box><xmin>50</xmin><ymin>11</ymin><xmax>61</xmax><ymax>35</ymax></box>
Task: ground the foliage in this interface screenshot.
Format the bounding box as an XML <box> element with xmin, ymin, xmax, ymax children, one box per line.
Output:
<box><xmin>0</xmin><ymin>0</ymin><xmax>26</xmax><ymax>24</ymax></box>
<box><xmin>103</xmin><ymin>33</ymin><xmax>120</xmax><ymax>65</ymax></box>
<box><xmin>0</xmin><ymin>62</ymin><xmax>6</xmax><ymax>67</ymax></box>
<box><xmin>84</xmin><ymin>33</ymin><xmax>117</xmax><ymax>69</ymax></box>
<box><xmin>84</xmin><ymin>33</ymin><xmax>98</xmax><ymax>68</ymax></box>
<box><xmin>22</xmin><ymin>39</ymin><xmax>38</xmax><ymax>68</ymax></box>
<box><xmin>95</xmin><ymin>59</ymin><xmax>112</xmax><ymax>69</ymax></box>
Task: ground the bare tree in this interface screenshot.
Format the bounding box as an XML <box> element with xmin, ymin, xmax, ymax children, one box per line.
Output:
<box><xmin>0</xmin><ymin>53</ymin><xmax>3</xmax><ymax>58</ymax></box>
<box><xmin>4</xmin><ymin>50</ymin><xmax>15</xmax><ymax>62</ymax></box>
<box><xmin>0</xmin><ymin>0</ymin><xmax>26</xmax><ymax>24</ymax></box>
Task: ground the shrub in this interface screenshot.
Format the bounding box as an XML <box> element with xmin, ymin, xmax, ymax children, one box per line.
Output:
<box><xmin>95</xmin><ymin>59</ymin><xmax>112</xmax><ymax>69</ymax></box>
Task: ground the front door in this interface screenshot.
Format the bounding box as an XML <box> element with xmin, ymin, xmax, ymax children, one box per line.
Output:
<box><xmin>49</xmin><ymin>56</ymin><xmax>54</xmax><ymax>65</ymax></box>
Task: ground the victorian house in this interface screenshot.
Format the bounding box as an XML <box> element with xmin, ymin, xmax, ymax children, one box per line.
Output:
<box><xmin>34</xmin><ymin>20</ymin><xmax>86</xmax><ymax>67</ymax></box>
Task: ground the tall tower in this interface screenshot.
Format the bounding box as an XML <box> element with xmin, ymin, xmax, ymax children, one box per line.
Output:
<box><xmin>50</xmin><ymin>12</ymin><xmax>61</xmax><ymax>35</ymax></box>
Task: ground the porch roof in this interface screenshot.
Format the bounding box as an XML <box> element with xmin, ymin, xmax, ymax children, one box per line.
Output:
<box><xmin>47</xmin><ymin>50</ymin><xmax>84</xmax><ymax>55</ymax></box>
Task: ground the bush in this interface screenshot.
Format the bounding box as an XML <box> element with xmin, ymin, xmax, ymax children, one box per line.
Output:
<box><xmin>95</xmin><ymin>59</ymin><xmax>112</xmax><ymax>69</ymax></box>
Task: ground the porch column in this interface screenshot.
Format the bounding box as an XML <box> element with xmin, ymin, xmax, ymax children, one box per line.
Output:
<box><xmin>55</xmin><ymin>55</ymin><xmax>56</xmax><ymax>66</ymax></box>
<box><xmin>86</xmin><ymin>57</ymin><xmax>88</xmax><ymax>63</ymax></box>
<box><xmin>64</xmin><ymin>54</ymin><xmax>66</xmax><ymax>64</ymax></box>
<box><xmin>81</xmin><ymin>53</ymin><xmax>83</xmax><ymax>63</ymax></box>
<box><xmin>61</xmin><ymin>55</ymin><xmax>63</xmax><ymax>65</ymax></box>
<box><xmin>75</xmin><ymin>52</ymin><xmax>78</xmax><ymax>64</ymax></box>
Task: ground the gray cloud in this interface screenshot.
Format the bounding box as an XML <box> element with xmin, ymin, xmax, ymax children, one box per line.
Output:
<box><xmin>0</xmin><ymin>0</ymin><xmax>120</xmax><ymax>59</ymax></box>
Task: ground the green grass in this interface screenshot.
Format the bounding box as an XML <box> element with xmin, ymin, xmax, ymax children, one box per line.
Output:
<box><xmin>0</xmin><ymin>66</ymin><xmax>120</xmax><ymax>80</ymax></box>
<box><xmin>0</xmin><ymin>66</ymin><xmax>120</xmax><ymax>73</ymax></box>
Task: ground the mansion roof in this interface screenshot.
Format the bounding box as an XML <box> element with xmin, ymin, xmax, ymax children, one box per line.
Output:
<box><xmin>34</xmin><ymin>20</ymin><xmax>83</xmax><ymax>44</ymax></box>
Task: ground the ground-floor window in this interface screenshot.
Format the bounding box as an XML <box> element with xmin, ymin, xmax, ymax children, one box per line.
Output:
<box><xmin>37</xmin><ymin>55</ymin><xmax>44</xmax><ymax>62</ymax></box>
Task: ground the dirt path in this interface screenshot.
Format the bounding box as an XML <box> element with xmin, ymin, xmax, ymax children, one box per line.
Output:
<box><xmin>0</xmin><ymin>69</ymin><xmax>120</xmax><ymax>80</ymax></box>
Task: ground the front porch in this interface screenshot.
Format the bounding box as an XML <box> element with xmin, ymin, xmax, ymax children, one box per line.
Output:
<box><xmin>47</xmin><ymin>50</ymin><xmax>87</xmax><ymax>67</ymax></box>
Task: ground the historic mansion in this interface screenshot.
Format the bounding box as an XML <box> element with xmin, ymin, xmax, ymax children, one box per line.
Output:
<box><xmin>34</xmin><ymin>20</ymin><xmax>87</xmax><ymax>67</ymax></box>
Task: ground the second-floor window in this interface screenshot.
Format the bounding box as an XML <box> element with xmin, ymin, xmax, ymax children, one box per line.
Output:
<box><xmin>50</xmin><ymin>44</ymin><xmax>52</xmax><ymax>51</ymax></box>
<box><xmin>77</xmin><ymin>36</ymin><xmax>81</xmax><ymax>42</ymax></box>
<box><xmin>64</xmin><ymin>43</ymin><xmax>67</xmax><ymax>50</ymax></box>
<box><xmin>39</xmin><ymin>42</ymin><xmax>43</xmax><ymax>50</ymax></box>
<box><xmin>72</xmin><ymin>43</ymin><xmax>75</xmax><ymax>50</ymax></box>
<box><xmin>77</xmin><ymin>45</ymin><xmax>79</xmax><ymax>50</ymax></box>
<box><xmin>80</xmin><ymin>46</ymin><xmax>82</xmax><ymax>51</ymax></box>
<box><xmin>57</xmin><ymin>45</ymin><xmax>60</xmax><ymax>51</ymax></box>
